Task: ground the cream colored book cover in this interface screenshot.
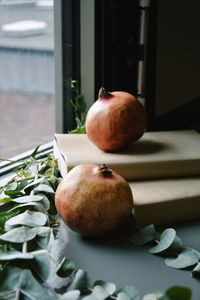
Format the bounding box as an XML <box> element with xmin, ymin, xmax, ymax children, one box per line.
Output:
<box><xmin>131</xmin><ymin>177</ymin><xmax>200</xmax><ymax>226</ymax></box>
<box><xmin>54</xmin><ymin>130</ymin><xmax>200</xmax><ymax>180</ymax></box>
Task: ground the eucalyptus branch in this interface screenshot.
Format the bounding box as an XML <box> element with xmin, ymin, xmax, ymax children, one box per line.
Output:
<box><xmin>22</xmin><ymin>242</ymin><xmax>27</xmax><ymax>254</ymax></box>
<box><xmin>20</xmin><ymin>289</ymin><xmax>36</xmax><ymax>300</ymax></box>
<box><xmin>15</xmin><ymin>287</ymin><xmax>20</xmax><ymax>300</ymax></box>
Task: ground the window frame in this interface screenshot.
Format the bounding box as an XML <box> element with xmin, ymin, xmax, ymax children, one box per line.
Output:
<box><xmin>54</xmin><ymin>0</ymin><xmax>95</xmax><ymax>133</ymax></box>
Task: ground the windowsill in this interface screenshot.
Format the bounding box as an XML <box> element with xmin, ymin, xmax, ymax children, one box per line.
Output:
<box><xmin>0</xmin><ymin>141</ymin><xmax>53</xmax><ymax>176</ymax></box>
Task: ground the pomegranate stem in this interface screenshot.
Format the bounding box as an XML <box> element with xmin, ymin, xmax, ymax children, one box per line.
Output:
<box><xmin>98</xmin><ymin>87</ymin><xmax>112</xmax><ymax>99</ymax></box>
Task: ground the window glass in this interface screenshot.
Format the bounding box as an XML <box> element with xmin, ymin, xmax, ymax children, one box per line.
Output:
<box><xmin>0</xmin><ymin>0</ymin><xmax>55</xmax><ymax>159</ymax></box>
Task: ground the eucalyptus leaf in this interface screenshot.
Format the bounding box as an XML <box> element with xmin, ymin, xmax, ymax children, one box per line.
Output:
<box><xmin>17</xmin><ymin>179</ymin><xmax>29</xmax><ymax>191</ymax></box>
<box><xmin>143</xmin><ymin>291</ymin><xmax>167</xmax><ymax>300</ymax></box>
<box><xmin>5</xmin><ymin>182</ymin><xmax>18</xmax><ymax>191</ymax></box>
<box><xmin>35</xmin><ymin>226</ymin><xmax>55</xmax><ymax>251</ymax></box>
<box><xmin>5</xmin><ymin>210</ymin><xmax>48</xmax><ymax>231</ymax></box>
<box><xmin>24</xmin><ymin>178</ymin><xmax>49</xmax><ymax>194</ymax></box>
<box><xmin>165</xmin><ymin>285</ymin><xmax>192</xmax><ymax>300</ymax></box>
<box><xmin>0</xmin><ymin>201</ymin><xmax>15</xmax><ymax>213</ymax></box>
<box><xmin>67</xmin><ymin>269</ymin><xmax>89</xmax><ymax>292</ymax></box>
<box><xmin>0</xmin><ymin>226</ymin><xmax>38</xmax><ymax>243</ymax></box>
<box><xmin>59</xmin><ymin>290</ymin><xmax>80</xmax><ymax>300</ymax></box>
<box><xmin>149</xmin><ymin>229</ymin><xmax>176</xmax><ymax>254</ymax></box>
<box><xmin>37</xmin><ymin>194</ymin><xmax>50</xmax><ymax>210</ymax></box>
<box><xmin>0</xmin><ymin>265</ymin><xmax>55</xmax><ymax>300</ymax></box>
<box><xmin>83</xmin><ymin>285</ymin><xmax>109</xmax><ymax>300</ymax></box>
<box><xmin>56</xmin><ymin>257</ymin><xmax>75</xmax><ymax>277</ymax></box>
<box><xmin>167</xmin><ymin>235</ymin><xmax>184</xmax><ymax>254</ymax></box>
<box><xmin>0</xmin><ymin>251</ymin><xmax>34</xmax><ymax>261</ymax></box>
<box><xmin>130</xmin><ymin>225</ymin><xmax>157</xmax><ymax>246</ymax></box>
<box><xmin>165</xmin><ymin>247</ymin><xmax>200</xmax><ymax>269</ymax></box>
<box><xmin>34</xmin><ymin>184</ymin><xmax>54</xmax><ymax>195</ymax></box>
<box><xmin>30</xmin><ymin>249</ymin><xmax>51</xmax><ymax>280</ymax></box>
<box><xmin>82</xmin><ymin>295</ymin><xmax>97</xmax><ymax>300</ymax></box>
<box><xmin>116</xmin><ymin>292</ymin><xmax>132</xmax><ymax>300</ymax></box>
<box><xmin>92</xmin><ymin>285</ymin><xmax>109</xmax><ymax>299</ymax></box>
<box><xmin>93</xmin><ymin>280</ymin><xmax>116</xmax><ymax>295</ymax></box>
<box><xmin>13</xmin><ymin>195</ymin><xmax>44</xmax><ymax>204</ymax></box>
<box><xmin>117</xmin><ymin>285</ymin><xmax>140</xmax><ymax>300</ymax></box>
<box><xmin>8</xmin><ymin>201</ymin><xmax>47</xmax><ymax>213</ymax></box>
<box><xmin>192</xmin><ymin>262</ymin><xmax>200</xmax><ymax>278</ymax></box>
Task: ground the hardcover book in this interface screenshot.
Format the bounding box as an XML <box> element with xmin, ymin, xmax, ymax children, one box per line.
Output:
<box><xmin>54</xmin><ymin>130</ymin><xmax>200</xmax><ymax>180</ymax></box>
<box><xmin>131</xmin><ymin>177</ymin><xmax>200</xmax><ymax>226</ymax></box>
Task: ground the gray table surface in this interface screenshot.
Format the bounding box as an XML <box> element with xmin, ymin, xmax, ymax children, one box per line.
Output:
<box><xmin>50</xmin><ymin>218</ymin><xmax>200</xmax><ymax>299</ymax></box>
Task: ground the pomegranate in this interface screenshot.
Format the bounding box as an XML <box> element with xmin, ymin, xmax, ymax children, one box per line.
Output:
<box><xmin>55</xmin><ymin>164</ymin><xmax>133</xmax><ymax>236</ymax></box>
<box><xmin>85</xmin><ymin>87</ymin><xmax>147</xmax><ymax>151</ymax></box>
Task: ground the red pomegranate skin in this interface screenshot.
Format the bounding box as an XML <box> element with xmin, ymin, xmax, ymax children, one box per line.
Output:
<box><xmin>55</xmin><ymin>164</ymin><xmax>134</xmax><ymax>236</ymax></box>
<box><xmin>85</xmin><ymin>90</ymin><xmax>147</xmax><ymax>151</ymax></box>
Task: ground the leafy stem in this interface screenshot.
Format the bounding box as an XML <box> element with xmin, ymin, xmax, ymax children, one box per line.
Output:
<box><xmin>68</xmin><ymin>79</ymin><xmax>86</xmax><ymax>134</ymax></box>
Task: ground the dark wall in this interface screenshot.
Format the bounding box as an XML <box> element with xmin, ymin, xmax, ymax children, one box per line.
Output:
<box><xmin>146</xmin><ymin>0</ymin><xmax>200</xmax><ymax>131</ymax></box>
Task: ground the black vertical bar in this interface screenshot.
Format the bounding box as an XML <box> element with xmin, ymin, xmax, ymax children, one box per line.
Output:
<box><xmin>145</xmin><ymin>0</ymin><xmax>158</xmax><ymax>131</ymax></box>
<box><xmin>94</xmin><ymin>0</ymin><xmax>104</xmax><ymax>98</ymax></box>
<box><xmin>95</xmin><ymin>0</ymin><xmax>140</xmax><ymax>98</ymax></box>
<box><xmin>62</xmin><ymin>0</ymin><xmax>80</xmax><ymax>132</ymax></box>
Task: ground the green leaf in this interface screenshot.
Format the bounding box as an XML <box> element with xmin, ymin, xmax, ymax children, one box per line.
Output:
<box><xmin>34</xmin><ymin>184</ymin><xmax>54</xmax><ymax>194</ymax></box>
<box><xmin>4</xmin><ymin>189</ymin><xmax>24</xmax><ymax>197</ymax></box>
<box><xmin>56</xmin><ymin>257</ymin><xmax>76</xmax><ymax>277</ymax></box>
<box><xmin>13</xmin><ymin>195</ymin><xmax>44</xmax><ymax>203</ymax></box>
<box><xmin>82</xmin><ymin>294</ymin><xmax>98</xmax><ymax>300</ymax></box>
<box><xmin>93</xmin><ymin>280</ymin><xmax>116</xmax><ymax>295</ymax></box>
<box><xmin>68</xmin><ymin>269</ymin><xmax>89</xmax><ymax>292</ymax></box>
<box><xmin>0</xmin><ymin>265</ymin><xmax>54</xmax><ymax>300</ymax></box>
<box><xmin>149</xmin><ymin>229</ymin><xmax>176</xmax><ymax>254</ymax></box>
<box><xmin>130</xmin><ymin>225</ymin><xmax>157</xmax><ymax>246</ymax></box>
<box><xmin>37</xmin><ymin>194</ymin><xmax>50</xmax><ymax>210</ymax></box>
<box><xmin>0</xmin><ymin>251</ymin><xmax>34</xmax><ymax>261</ymax></box>
<box><xmin>30</xmin><ymin>145</ymin><xmax>40</xmax><ymax>158</ymax></box>
<box><xmin>59</xmin><ymin>290</ymin><xmax>80</xmax><ymax>300</ymax></box>
<box><xmin>69</xmin><ymin>126</ymin><xmax>86</xmax><ymax>134</ymax></box>
<box><xmin>0</xmin><ymin>201</ymin><xmax>15</xmax><ymax>213</ymax></box>
<box><xmin>5</xmin><ymin>210</ymin><xmax>48</xmax><ymax>231</ymax></box>
<box><xmin>24</xmin><ymin>178</ymin><xmax>45</xmax><ymax>194</ymax></box>
<box><xmin>8</xmin><ymin>201</ymin><xmax>46</xmax><ymax>214</ymax></box>
<box><xmin>17</xmin><ymin>179</ymin><xmax>29</xmax><ymax>191</ymax></box>
<box><xmin>192</xmin><ymin>262</ymin><xmax>200</xmax><ymax>278</ymax></box>
<box><xmin>167</xmin><ymin>235</ymin><xmax>184</xmax><ymax>254</ymax></box>
<box><xmin>0</xmin><ymin>209</ymin><xmax>21</xmax><ymax>228</ymax></box>
<box><xmin>30</xmin><ymin>250</ymin><xmax>51</xmax><ymax>280</ymax></box>
<box><xmin>165</xmin><ymin>247</ymin><xmax>200</xmax><ymax>269</ymax></box>
<box><xmin>0</xmin><ymin>197</ymin><xmax>13</xmax><ymax>204</ymax></box>
<box><xmin>83</xmin><ymin>285</ymin><xmax>109</xmax><ymax>300</ymax></box>
<box><xmin>143</xmin><ymin>291</ymin><xmax>167</xmax><ymax>300</ymax></box>
<box><xmin>165</xmin><ymin>285</ymin><xmax>192</xmax><ymax>300</ymax></box>
<box><xmin>5</xmin><ymin>182</ymin><xmax>18</xmax><ymax>191</ymax></box>
<box><xmin>0</xmin><ymin>226</ymin><xmax>37</xmax><ymax>243</ymax></box>
<box><xmin>116</xmin><ymin>292</ymin><xmax>132</xmax><ymax>300</ymax></box>
<box><xmin>35</xmin><ymin>226</ymin><xmax>55</xmax><ymax>251</ymax></box>
<box><xmin>117</xmin><ymin>285</ymin><xmax>140</xmax><ymax>300</ymax></box>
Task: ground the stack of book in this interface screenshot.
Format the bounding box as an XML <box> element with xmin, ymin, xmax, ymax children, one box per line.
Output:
<box><xmin>54</xmin><ymin>130</ymin><xmax>200</xmax><ymax>226</ymax></box>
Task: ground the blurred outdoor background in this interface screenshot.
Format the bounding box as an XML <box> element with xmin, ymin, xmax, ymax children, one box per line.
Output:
<box><xmin>0</xmin><ymin>0</ymin><xmax>55</xmax><ymax>159</ymax></box>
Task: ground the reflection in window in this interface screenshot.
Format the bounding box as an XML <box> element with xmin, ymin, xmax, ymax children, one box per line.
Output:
<box><xmin>0</xmin><ymin>0</ymin><xmax>54</xmax><ymax>159</ymax></box>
